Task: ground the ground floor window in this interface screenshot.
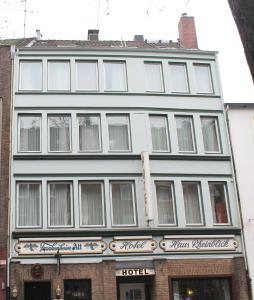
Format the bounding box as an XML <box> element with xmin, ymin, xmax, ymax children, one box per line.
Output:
<box><xmin>172</xmin><ymin>278</ymin><xmax>231</xmax><ymax>300</ymax></box>
<box><xmin>64</xmin><ymin>279</ymin><xmax>91</xmax><ymax>300</ymax></box>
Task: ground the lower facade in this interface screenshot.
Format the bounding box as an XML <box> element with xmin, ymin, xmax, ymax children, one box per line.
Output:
<box><xmin>10</xmin><ymin>257</ymin><xmax>249</xmax><ymax>300</ymax></box>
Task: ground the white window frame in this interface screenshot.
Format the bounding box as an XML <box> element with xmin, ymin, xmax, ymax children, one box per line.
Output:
<box><xmin>103</xmin><ymin>61</ymin><xmax>128</xmax><ymax>92</ymax></box>
<box><xmin>47</xmin><ymin>114</ymin><xmax>72</xmax><ymax>153</ymax></box>
<box><xmin>19</xmin><ymin>60</ymin><xmax>43</xmax><ymax>91</ymax></box>
<box><xmin>79</xmin><ymin>181</ymin><xmax>105</xmax><ymax>227</ymax></box>
<box><xmin>200</xmin><ymin>116</ymin><xmax>221</xmax><ymax>154</ymax></box>
<box><xmin>149</xmin><ymin>115</ymin><xmax>170</xmax><ymax>153</ymax></box>
<box><xmin>110</xmin><ymin>181</ymin><xmax>137</xmax><ymax>227</ymax></box>
<box><xmin>175</xmin><ymin>115</ymin><xmax>196</xmax><ymax>153</ymax></box>
<box><xmin>144</xmin><ymin>61</ymin><xmax>164</xmax><ymax>92</ymax></box>
<box><xmin>169</xmin><ymin>62</ymin><xmax>189</xmax><ymax>93</ymax></box>
<box><xmin>194</xmin><ymin>63</ymin><xmax>214</xmax><ymax>94</ymax></box>
<box><xmin>47</xmin><ymin>60</ymin><xmax>71</xmax><ymax>91</ymax></box>
<box><xmin>47</xmin><ymin>181</ymin><xmax>74</xmax><ymax>228</ymax></box>
<box><xmin>16</xmin><ymin>181</ymin><xmax>42</xmax><ymax>228</ymax></box>
<box><xmin>18</xmin><ymin>114</ymin><xmax>42</xmax><ymax>153</ymax></box>
<box><xmin>75</xmin><ymin>60</ymin><xmax>99</xmax><ymax>91</ymax></box>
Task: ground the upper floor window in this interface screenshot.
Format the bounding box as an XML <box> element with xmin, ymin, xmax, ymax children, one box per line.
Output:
<box><xmin>150</xmin><ymin>115</ymin><xmax>169</xmax><ymax>152</ymax></box>
<box><xmin>18</xmin><ymin>115</ymin><xmax>41</xmax><ymax>152</ymax></box>
<box><xmin>19</xmin><ymin>61</ymin><xmax>42</xmax><ymax>90</ymax></box>
<box><xmin>144</xmin><ymin>62</ymin><xmax>164</xmax><ymax>92</ymax></box>
<box><xmin>155</xmin><ymin>181</ymin><xmax>176</xmax><ymax>225</ymax></box>
<box><xmin>107</xmin><ymin>115</ymin><xmax>131</xmax><ymax>151</ymax></box>
<box><xmin>169</xmin><ymin>63</ymin><xmax>189</xmax><ymax>93</ymax></box>
<box><xmin>209</xmin><ymin>182</ymin><xmax>230</xmax><ymax>224</ymax></box>
<box><xmin>201</xmin><ymin>116</ymin><xmax>220</xmax><ymax>153</ymax></box>
<box><xmin>78</xmin><ymin>115</ymin><xmax>101</xmax><ymax>152</ymax></box>
<box><xmin>175</xmin><ymin>116</ymin><xmax>195</xmax><ymax>152</ymax></box>
<box><xmin>194</xmin><ymin>64</ymin><xmax>213</xmax><ymax>94</ymax></box>
<box><xmin>48</xmin><ymin>115</ymin><xmax>71</xmax><ymax>152</ymax></box>
<box><xmin>104</xmin><ymin>61</ymin><xmax>127</xmax><ymax>91</ymax></box>
<box><xmin>48</xmin><ymin>61</ymin><xmax>70</xmax><ymax>91</ymax></box>
<box><xmin>48</xmin><ymin>182</ymin><xmax>73</xmax><ymax>227</ymax></box>
<box><xmin>76</xmin><ymin>61</ymin><xmax>98</xmax><ymax>91</ymax></box>
<box><xmin>17</xmin><ymin>182</ymin><xmax>41</xmax><ymax>227</ymax></box>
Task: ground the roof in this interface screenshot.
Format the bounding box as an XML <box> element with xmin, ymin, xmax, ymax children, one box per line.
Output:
<box><xmin>0</xmin><ymin>38</ymin><xmax>35</xmax><ymax>47</ymax></box>
<box><xmin>225</xmin><ymin>103</ymin><xmax>254</xmax><ymax>109</ymax></box>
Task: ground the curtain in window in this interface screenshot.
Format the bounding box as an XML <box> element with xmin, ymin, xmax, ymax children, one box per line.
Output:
<box><xmin>108</xmin><ymin>116</ymin><xmax>129</xmax><ymax>151</ymax></box>
<box><xmin>76</xmin><ymin>61</ymin><xmax>98</xmax><ymax>90</ymax></box>
<box><xmin>145</xmin><ymin>63</ymin><xmax>163</xmax><ymax>92</ymax></box>
<box><xmin>50</xmin><ymin>183</ymin><xmax>71</xmax><ymax>226</ymax></box>
<box><xmin>170</xmin><ymin>63</ymin><xmax>188</xmax><ymax>93</ymax></box>
<box><xmin>150</xmin><ymin>116</ymin><xmax>168</xmax><ymax>151</ymax></box>
<box><xmin>176</xmin><ymin>116</ymin><xmax>194</xmax><ymax>151</ymax></box>
<box><xmin>18</xmin><ymin>183</ymin><xmax>40</xmax><ymax>226</ymax></box>
<box><xmin>201</xmin><ymin>117</ymin><xmax>219</xmax><ymax>152</ymax></box>
<box><xmin>182</xmin><ymin>182</ymin><xmax>202</xmax><ymax>224</ymax></box>
<box><xmin>19</xmin><ymin>61</ymin><xmax>42</xmax><ymax>90</ymax></box>
<box><xmin>195</xmin><ymin>64</ymin><xmax>213</xmax><ymax>93</ymax></box>
<box><xmin>48</xmin><ymin>61</ymin><xmax>70</xmax><ymax>90</ymax></box>
<box><xmin>79</xmin><ymin>115</ymin><xmax>100</xmax><ymax>151</ymax></box>
<box><xmin>209</xmin><ymin>183</ymin><xmax>228</xmax><ymax>223</ymax></box>
<box><xmin>49</xmin><ymin>115</ymin><xmax>71</xmax><ymax>151</ymax></box>
<box><xmin>104</xmin><ymin>62</ymin><xmax>126</xmax><ymax>91</ymax></box>
<box><xmin>111</xmin><ymin>182</ymin><xmax>134</xmax><ymax>225</ymax></box>
<box><xmin>19</xmin><ymin>116</ymin><xmax>40</xmax><ymax>151</ymax></box>
<box><xmin>156</xmin><ymin>182</ymin><xmax>175</xmax><ymax>224</ymax></box>
<box><xmin>80</xmin><ymin>183</ymin><xmax>103</xmax><ymax>225</ymax></box>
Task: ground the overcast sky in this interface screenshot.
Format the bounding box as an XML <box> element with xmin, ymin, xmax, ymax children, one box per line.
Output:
<box><xmin>1</xmin><ymin>0</ymin><xmax>254</xmax><ymax>103</ymax></box>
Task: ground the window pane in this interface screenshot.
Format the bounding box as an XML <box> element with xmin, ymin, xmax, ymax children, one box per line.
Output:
<box><xmin>19</xmin><ymin>116</ymin><xmax>41</xmax><ymax>151</ymax></box>
<box><xmin>80</xmin><ymin>183</ymin><xmax>103</xmax><ymax>226</ymax></box>
<box><xmin>49</xmin><ymin>183</ymin><xmax>72</xmax><ymax>226</ymax></box>
<box><xmin>209</xmin><ymin>183</ymin><xmax>229</xmax><ymax>224</ymax></box>
<box><xmin>156</xmin><ymin>182</ymin><xmax>175</xmax><ymax>224</ymax></box>
<box><xmin>150</xmin><ymin>116</ymin><xmax>169</xmax><ymax>151</ymax></box>
<box><xmin>104</xmin><ymin>62</ymin><xmax>127</xmax><ymax>91</ymax></box>
<box><xmin>18</xmin><ymin>183</ymin><xmax>40</xmax><ymax>227</ymax></box>
<box><xmin>78</xmin><ymin>115</ymin><xmax>101</xmax><ymax>152</ymax></box>
<box><xmin>108</xmin><ymin>115</ymin><xmax>130</xmax><ymax>151</ymax></box>
<box><xmin>145</xmin><ymin>62</ymin><xmax>164</xmax><ymax>92</ymax></box>
<box><xmin>111</xmin><ymin>182</ymin><xmax>135</xmax><ymax>225</ymax></box>
<box><xmin>48</xmin><ymin>115</ymin><xmax>71</xmax><ymax>151</ymax></box>
<box><xmin>182</xmin><ymin>182</ymin><xmax>202</xmax><ymax>224</ymax></box>
<box><xmin>64</xmin><ymin>280</ymin><xmax>91</xmax><ymax>300</ymax></box>
<box><xmin>194</xmin><ymin>64</ymin><xmax>213</xmax><ymax>93</ymax></box>
<box><xmin>201</xmin><ymin>117</ymin><xmax>219</xmax><ymax>152</ymax></box>
<box><xmin>76</xmin><ymin>61</ymin><xmax>98</xmax><ymax>90</ymax></box>
<box><xmin>170</xmin><ymin>63</ymin><xmax>189</xmax><ymax>93</ymax></box>
<box><xmin>19</xmin><ymin>61</ymin><xmax>42</xmax><ymax>90</ymax></box>
<box><xmin>48</xmin><ymin>61</ymin><xmax>70</xmax><ymax>90</ymax></box>
<box><xmin>176</xmin><ymin>116</ymin><xmax>195</xmax><ymax>152</ymax></box>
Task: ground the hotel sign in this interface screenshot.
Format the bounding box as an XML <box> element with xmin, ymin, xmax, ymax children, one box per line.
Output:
<box><xmin>160</xmin><ymin>236</ymin><xmax>238</xmax><ymax>252</ymax></box>
<box><xmin>110</xmin><ymin>237</ymin><xmax>157</xmax><ymax>253</ymax></box>
<box><xmin>116</xmin><ymin>268</ymin><xmax>155</xmax><ymax>277</ymax></box>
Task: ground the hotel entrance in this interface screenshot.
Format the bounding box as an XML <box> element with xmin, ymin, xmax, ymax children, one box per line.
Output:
<box><xmin>119</xmin><ymin>283</ymin><xmax>146</xmax><ymax>300</ymax></box>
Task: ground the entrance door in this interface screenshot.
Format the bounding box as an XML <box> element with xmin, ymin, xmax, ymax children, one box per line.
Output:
<box><xmin>120</xmin><ymin>283</ymin><xmax>146</xmax><ymax>300</ymax></box>
<box><xmin>24</xmin><ymin>282</ymin><xmax>51</xmax><ymax>300</ymax></box>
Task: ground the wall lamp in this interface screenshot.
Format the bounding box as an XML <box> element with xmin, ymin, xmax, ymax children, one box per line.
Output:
<box><xmin>12</xmin><ymin>286</ymin><xmax>18</xmax><ymax>299</ymax></box>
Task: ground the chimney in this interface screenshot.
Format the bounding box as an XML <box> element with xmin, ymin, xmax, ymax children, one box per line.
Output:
<box><xmin>134</xmin><ymin>35</ymin><xmax>144</xmax><ymax>41</ymax></box>
<box><xmin>87</xmin><ymin>29</ymin><xmax>99</xmax><ymax>41</ymax></box>
<box><xmin>36</xmin><ymin>29</ymin><xmax>42</xmax><ymax>40</ymax></box>
<box><xmin>178</xmin><ymin>13</ymin><xmax>198</xmax><ymax>49</ymax></box>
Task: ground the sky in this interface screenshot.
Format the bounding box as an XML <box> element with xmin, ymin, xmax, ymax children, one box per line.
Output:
<box><xmin>0</xmin><ymin>0</ymin><xmax>254</xmax><ymax>103</ymax></box>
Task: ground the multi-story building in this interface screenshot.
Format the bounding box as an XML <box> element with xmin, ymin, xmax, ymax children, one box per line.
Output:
<box><xmin>9</xmin><ymin>15</ymin><xmax>250</xmax><ymax>300</ymax></box>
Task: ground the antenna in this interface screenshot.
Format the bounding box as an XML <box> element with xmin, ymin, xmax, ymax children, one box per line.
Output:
<box><xmin>23</xmin><ymin>0</ymin><xmax>26</xmax><ymax>37</ymax></box>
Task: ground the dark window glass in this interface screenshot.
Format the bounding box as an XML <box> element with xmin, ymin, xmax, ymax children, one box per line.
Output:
<box><xmin>64</xmin><ymin>280</ymin><xmax>91</xmax><ymax>300</ymax></box>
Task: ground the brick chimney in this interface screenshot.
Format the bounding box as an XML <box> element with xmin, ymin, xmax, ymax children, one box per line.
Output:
<box><xmin>178</xmin><ymin>13</ymin><xmax>198</xmax><ymax>49</ymax></box>
<box><xmin>87</xmin><ymin>29</ymin><xmax>99</xmax><ymax>41</ymax></box>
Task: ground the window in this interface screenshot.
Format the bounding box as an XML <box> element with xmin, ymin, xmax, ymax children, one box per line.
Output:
<box><xmin>48</xmin><ymin>115</ymin><xmax>71</xmax><ymax>152</ymax></box>
<box><xmin>155</xmin><ymin>182</ymin><xmax>175</xmax><ymax>225</ymax></box>
<box><xmin>48</xmin><ymin>61</ymin><xmax>70</xmax><ymax>90</ymax></box>
<box><xmin>194</xmin><ymin>64</ymin><xmax>213</xmax><ymax>93</ymax></box>
<box><xmin>18</xmin><ymin>115</ymin><xmax>41</xmax><ymax>152</ymax></box>
<box><xmin>209</xmin><ymin>182</ymin><xmax>229</xmax><ymax>224</ymax></box>
<box><xmin>78</xmin><ymin>115</ymin><xmax>101</xmax><ymax>152</ymax></box>
<box><xmin>76</xmin><ymin>61</ymin><xmax>98</xmax><ymax>91</ymax></box>
<box><xmin>111</xmin><ymin>181</ymin><xmax>135</xmax><ymax>225</ymax></box>
<box><xmin>64</xmin><ymin>280</ymin><xmax>91</xmax><ymax>300</ymax></box>
<box><xmin>19</xmin><ymin>61</ymin><xmax>42</xmax><ymax>90</ymax></box>
<box><xmin>144</xmin><ymin>62</ymin><xmax>164</xmax><ymax>92</ymax></box>
<box><xmin>201</xmin><ymin>117</ymin><xmax>220</xmax><ymax>153</ymax></box>
<box><xmin>150</xmin><ymin>115</ymin><xmax>169</xmax><ymax>152</ymax></box>
<box><xmin>104</xmin><ymin>61</ymin><xmax>127</xmax><ymax>91</ymax></box>
<box><xmin>48</xmin><ymin>182</ymin><xmax>72</xmax><ymax>226</ymax></box>
<box><xmin>17</xmin><ymin>182</ymin><xmax>41</xmax><ymax>227</ymax></box>
<box><xmin>107</xmin><ymin>115</ymin><xmax>131</xmax><ymax>151</ymax></box>
<box><xmin>79</xmin><ymin>182</ymin><xmax>104</xmax><ymax>226</ymax></box>
<box><xmin>169</xmin><ymin>63</ymin><xmax>189</xmax><ymax>93</ymax></box>
<box><xmin>172</xmin><ymin>278</ymin><xmax>231</xmax><ymax>300</ymax></box>
<box><xmin>176</xmin><ymin>116</ymin><xmax>195</xmax><ymax>152</ymax></box>
<box><xmin>182</xmin><ymin>182</ymin><xmax>203</xmax><ymax>225</ymax></box>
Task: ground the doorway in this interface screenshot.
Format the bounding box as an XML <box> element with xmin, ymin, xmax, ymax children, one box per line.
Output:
<box><xmin>24</xmin><ymin>282</ymin><xmax>51</xmax><ymax>300</ymax></box>
<box><xmin>119</xmin><ymin>283</ymin><xmax>146</xmax><ymax>300</ymax></box>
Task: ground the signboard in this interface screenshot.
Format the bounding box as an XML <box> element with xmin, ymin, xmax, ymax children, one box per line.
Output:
<box><xmin>116</xmin><ymin>268</ymin><xmax>155</xmax><ymax>277</ymax></box>
<box><xmin>160</xmin><ymin>236</ymin><xmax>238</xmax><ymax>252</ymax></box>
<box><xmin>110</xmin><ymin>237</ymin><xmax>157</xmax><ymax>253</ymax></box>
<box><xmin>15</xmin><ymin>239</ymin><xmax>107</xmax><ymax>255</ymax></box>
